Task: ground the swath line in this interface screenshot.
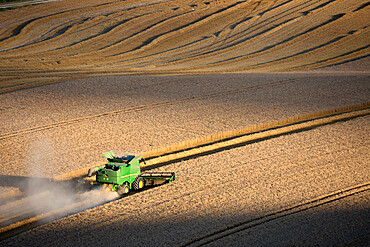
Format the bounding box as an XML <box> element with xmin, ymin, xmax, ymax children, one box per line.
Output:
<box><xmin>55</xmin><ymin>101</ymin><xmax>370</xmax><ymax>181</ymax></box>
<box><xmin>181</xmin><ymin>183</ymin><xmax>370</xmax><ymax>247</ymax></box>
<box><xmin>0</xmin><ymin>78</ymin><xmax>297</xmax><ymax>140</ymax></box>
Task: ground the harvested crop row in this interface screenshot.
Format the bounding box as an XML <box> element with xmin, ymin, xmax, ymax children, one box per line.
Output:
<box><xmin>143</xmin><ymin>102</ymin><xmax>370</xmax><ymax>159</ymax></box>
<box><xmin>53</xmin><ymin>102</ymin><xmax>369</xmax><ymax>180</ymax></box>
<box><xmin>0</xmin><ymin>78</ymin><xmax>298</xmax><ymax>139</ymax></box>
<box><xmin>1</xmin><ymin>102</ymin><xmax>367</xmax><ymax>239</ymax></box>
<box><xmin>1</xmin><ymin>73</ymin><xmax>368</xmax><ymax>184</ymax></box>
<box><xmin>183</xmin><ymin>182</ymin><xmax>370</xmax><ymax>247</ymax></box>
<box><xmin>3</xmin><ymin>114</ymin><xmax>367</xmax><ymax>246</ymax></box>
<box><xmin>0</xmin><ymin>0</ymin><xmax>368</xmax><ymax>90</ymax></box>
<box><xmin>143</xmin><ymin>107</ymin><xmax>370</xmax><ymax>167</ymax></box>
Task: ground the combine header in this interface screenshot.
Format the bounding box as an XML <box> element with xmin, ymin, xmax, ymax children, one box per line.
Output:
<box><xmin>88</xmin><ymin>151</ymin><xmax>176</xmax><ymax>195</ymax></box>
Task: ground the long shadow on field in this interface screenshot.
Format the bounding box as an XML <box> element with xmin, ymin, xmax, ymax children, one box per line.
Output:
<box><xmin>109</xmin><ymin>205</ymin><xmax>370</xmax><ymax>246</ymax></box>
<box><xmin>2</xmin><ymin>192</ymin><xmax>369</xmax><ymax>246</ymax></box>
<box><xmin>0</xmin><ymin>174</ymin><xmax>167</xmax><ymax>205</ymax></box>
<box><xmin>0</xmin><ymin>173</ymin><xmax>171</xmax><ymax>241</ymax></box>
<box><xmin>0</xmin><ymin>175</ymin><xmax>87</xmax><ymax>201</ymax></box>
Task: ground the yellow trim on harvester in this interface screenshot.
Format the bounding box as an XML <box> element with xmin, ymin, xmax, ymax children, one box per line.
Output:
<box><xmin>120</xmin><ymin>173</ymin><xmax>140</xmax><ymax>178</ymax></box>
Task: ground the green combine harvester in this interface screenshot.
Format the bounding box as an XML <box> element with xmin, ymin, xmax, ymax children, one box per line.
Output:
<box><xmin>87</xmin><ymin>151</ymin><xmax>176</xmax><ymax>195</ymax></box>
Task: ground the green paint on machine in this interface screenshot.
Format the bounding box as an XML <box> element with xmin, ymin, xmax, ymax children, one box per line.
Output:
<box><xmin>88</xmin><ymin>151</ymin><xmax>176</xmax><ymax>196</ymax></box>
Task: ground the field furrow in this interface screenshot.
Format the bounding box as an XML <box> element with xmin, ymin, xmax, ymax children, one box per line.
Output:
<box><xmin>0</xmin><ymin>0</ymin><xmax>369</xmax><ymax>245</ymax></box>
<box><xmin>0</xmin><ymin>0</ymin><xmax>368</xmax><ymax>89</ymax></box>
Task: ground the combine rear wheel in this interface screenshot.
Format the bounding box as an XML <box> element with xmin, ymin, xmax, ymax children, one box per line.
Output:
<box><xmin>117</xmin><ymin>184</ymin><xmax>129</xmax><ymax>196</ymax></box>
<box><xmin>133</xmin><ymin>176</ymin><xmax>144</xmax><ymax>190</ymax></box>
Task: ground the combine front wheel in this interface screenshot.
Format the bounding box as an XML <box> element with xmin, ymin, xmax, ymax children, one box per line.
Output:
<box><xmin>117</xmin><ymin>184</ymin><xmax>129</xmax><ymax>196</ymax></box>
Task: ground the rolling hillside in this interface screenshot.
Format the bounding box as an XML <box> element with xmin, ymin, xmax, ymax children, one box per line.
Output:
<box><xmin>0</xmin><ymin>1</ymin><xmax>369</xmax><ymax>245</ymax></box>
<box><xmin>0</xmin><ymin>0</ymin><xmax>369</xmax><ymax>91</ymax></box>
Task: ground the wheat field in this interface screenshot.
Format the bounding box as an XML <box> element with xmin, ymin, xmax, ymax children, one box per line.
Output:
<box><xmin>0</xmin><ymin>0</ymin><xmax>369</xmax><ymax>245</ymax></box>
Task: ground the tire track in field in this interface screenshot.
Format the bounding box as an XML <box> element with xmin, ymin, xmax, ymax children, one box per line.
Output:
<box><xmin>0</xmin><ymin>189</ymin><xmax>123</xmax><ymax>241</ymax></box>
<box><xmin>202</xmin><ymin>0</ymin><xmax>369</xmax><ymax>71</ymax></box>
<box><xmin>142</xmin><ymin>144</ymin><xmax>370</xmax><ymax>220</ymax></box>
<box><xmin>93</xmin><ymin>0</ymin><xmax>251</xmax><ymax>61</ymax></box>
<box><xmin>1</xmin><ymin>0</ymin><xmax>368</xmax><ymax>77</ymax></box>
<box><xmin>0</xmin><ymin>139</ymin><xmax>362</xmax><ymax>228</ymax></box>
<box><xmin>0</xmin><ymin>78</ymin><xmax>298</xmax><ymax>140</ymax></box>
<box><xmin>36</xmin><ymin>103</ymin><xmax>370</xmax><ymax>189</ymax></box>
<box><xmin>130</xmin><ymin>0</ymin><xmax>319</xmax><ymax>60</ymax></box>
<box><xmin>206</xmin><ymin>0</ymin><xmax>340</xmax><ymax>55</ymax></box>
<box><xmin>107</xmin><ymin>1</ymin><xmax>261</xmax><ymax>63</ymax></box>
<box><xmin>0</xmin><ymin>17</ymin><xmax>92</xmax><ymax>53</ymax></box>
<box><xmin>230</xmin><ymin>28</ymin><xmax>370</xmax><ymax>71</ymax></box>
<box><xmin>0</xmin><ymin>0</ymin><xmax>216</xmax><ymax>60</ymax></box>
<box><xmin>112</xmin><ymin>0</ymin><xmax>270</xmax><ymax>63</ymax></box>
<box><xmin>1</xmin><ymin>106</ymin><xmax>368</xmax><ymax>241</ymax></box>
<box><xmin>30</xmin><ymin>144</ymin><xmax>370</xmax><ymax>246</ymax></box>
<box><xmin>90</xmin><ymin>1</ymin><xmax>245</xmax><ymax>59</ymax></box>
<box><xmin>102</xmin><ymin>8</ymin><xmax>198</xmax><ymax>56</ymax></box>
<box><xmin>118</xmin><ymin>0</ymin><xmax>359</xmax><ymax>70</ymax></box>
<box><xmin>4</xmin><ymin>1</ymin><xmax>181</xmax><ymax>55</ymax></box>
<box><xmin>123</xmin><ymin>1</ymin><xmax>247</xmax><ymax>54</ymax></box>
<box><xmin>181</xmin><ymin>183</ymin><xmax>370</xmax><ymax>247</ymax></box>
<box><xmin>102</xmin><ymin>0</ymin><xmax>293</xmax><ymax>67</ymax></box>
<box><xmin>0</xmin><ymin>0</ymin><xmax>177</xmax><ymax>53</ymax></box>
<box><xmin>290</xmin><ymin>44</ymin><xmax>370</xmax><ymax>70</ymax></box>
<box><xmin>0</xmin><ymin>10</ymin><xmax>120</xmax><ymax>53</ymax></box>
<box><xmin>142</xmin><ymin>110</ymin><xmax>370</xmax><ymax>171</ymax></box>
<box><xmin>0</xmin><ymin>4</ymin><xmax>99</xmax><ymax>44</ymax></box>
<box><xmin>203</xmin><ymin>8</ymin><xmax>349</xmax><ymax>66</ymax></box>
<box><xmin>189</xmin><ymin>1</ymin><xmax>365</xmax><ymax>72</ymax></box>
<box><xmin>153</xmin><ymin>0</ymin><xmax>311</xmax><ymax>63</ymax></box>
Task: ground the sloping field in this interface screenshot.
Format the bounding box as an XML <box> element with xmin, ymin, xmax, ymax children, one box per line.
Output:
<box><xmin>0</xmin><ymin>73</ymin><xmax>369</xmax><ymax>244</ymax></box>
<box><xmin>1</xmin><ymin>111</ymin><xmax>369</xmax><ymax>245</ymax></box>
<box><xmin>0</xmin><ymin>0</ymin><xmax>369</xmax><ymax>91</ymax></box>
<box><xmin>1</xmin><ymin>73</ymin><xmax>369</xmax><ymax>178</ymax></box>
<box><xmin>0</xmin><ymin>0</ymin><xmax>369</xmax><ymax>245</ymax></box>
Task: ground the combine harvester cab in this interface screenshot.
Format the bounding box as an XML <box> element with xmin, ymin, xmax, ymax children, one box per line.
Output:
<box><xmin>88</xmin><ymin>151</ymin><xmax>176</xmax><ymax>196</ymax></box>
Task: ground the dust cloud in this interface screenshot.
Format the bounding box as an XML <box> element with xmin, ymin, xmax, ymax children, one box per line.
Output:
<box><xmin>26</xmin><ymin>136</ymin><xmax>119</xmax><ymax>222</ymax></box>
